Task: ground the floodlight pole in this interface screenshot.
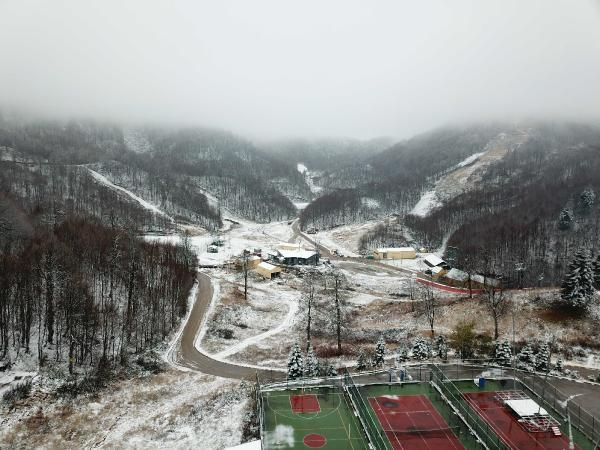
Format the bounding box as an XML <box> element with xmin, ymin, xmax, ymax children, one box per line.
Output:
<box><xmin>559</xmin><ymin>394</ymin><xmax>583</xmax><ymax>450</ymax></box>
<box><xmin>567</xmin><ymin>409</ymin><xmax>574</xmax><ymax>450</ymax></box>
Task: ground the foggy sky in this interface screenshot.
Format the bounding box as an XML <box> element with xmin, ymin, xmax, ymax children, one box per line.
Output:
<box><xmin>1</xmin><ymin>0</ymin><xmax>600</xmax><ymax>140</ymax></box>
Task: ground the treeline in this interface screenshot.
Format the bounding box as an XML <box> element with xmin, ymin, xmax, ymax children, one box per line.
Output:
<box><xmin>0</xmin><ymin>215</ymin><xmax>195</xmax><ymax>372</ymax></box>
<box><xmin>406</xmin><ymin>125</ymin><xmax>600</xmax><ymax>286</ymax></box>
<box><xmin>299</xmin><ymin>189</ymin><xmax>363</xmax><ymax>229</ymax></box>
<box><xmin>358</xmin><ymin>222</ymin><xmax>409</xmax><ymax>253</ymax></box>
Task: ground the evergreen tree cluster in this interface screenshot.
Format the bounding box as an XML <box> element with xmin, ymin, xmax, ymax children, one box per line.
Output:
<box><xmin>411</xmin><ymin>337</ymin><xmax>431</xmax><ymax>361</ymax></box>
<box><xmin>560</xmin><ymin>250</ymin><xmax>599</xmax><ymax>310</ymax></box>
<box><xmin>286</xmin><ymin>344</ymin><xmax>337</xmax><ymax>379</ymax></box>
<box><xmin>515</xmin><ymin>342</ymin><xmax>554</xmax><ymax>373</ymax></box>
<box><xmin>494</xmin><ymin>340</ymin><xmax>512</xmax><ymax>367</ymax></box>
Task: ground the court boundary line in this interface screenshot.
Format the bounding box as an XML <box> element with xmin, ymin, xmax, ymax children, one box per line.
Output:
<box><xmin>369</xmin><ymin>394</ymin><xmax>465</xmax><ymax>450</ymax></box>
<box><xmin>370</xmin><ymin>396</ymin><xmax>403</xmax><ymax>449</ymax></box>
<box><xmin>416</xmin><ymin>395</ymin><xmax>463</xmax><ymax>450</ymax></box>
<box><xmin>463</xmin><ymin>392</ymin><xmax>523</xmax><ymax>450</ymax></box>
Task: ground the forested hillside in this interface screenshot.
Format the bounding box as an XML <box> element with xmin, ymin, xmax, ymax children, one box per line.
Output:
<box><xmin>406</xmin><ymin>123</ymin><xmax>600</xmax><ymax>286</ymax></box>
<box><xmin>262</xmin><ymin>137</ymin><xmax>392</xmax><ymax>172</ymax></box>
<box><xmin>0</xmin><ymin>117</ymin><xmax>307</xmax><ymax>226</ymax></box>
<box><xmin>113</xmin><ymin>127</ymin><xmax>306</xmax><ymax>222</ymax></box>
<box><xmin>300</xmin><ymin>125</ymin><xmax>503</xmax><ymax>229</ymax></box>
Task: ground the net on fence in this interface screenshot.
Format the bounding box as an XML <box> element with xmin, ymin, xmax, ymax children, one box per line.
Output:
<box><xmin>343</xmin><ymin>369</ymin><xmax>392</xmax><ymax>450</ymax></box>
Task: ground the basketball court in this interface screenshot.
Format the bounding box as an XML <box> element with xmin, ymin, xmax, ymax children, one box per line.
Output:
<box><xmin>368</xmin><ymin>394</ymin><xmax>465</xmax><ymax>450</ymax></box>
<box><xmin>262</xmin><ymin>387</ymin><xmax>369</xmax><ymax>449</ymax></box>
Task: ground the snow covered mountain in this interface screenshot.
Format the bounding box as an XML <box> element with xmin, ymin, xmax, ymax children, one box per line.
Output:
<box><xmin>300</xmin><ymin>122</ymin><xmax>600</xmax><ymax>287</ymax></box>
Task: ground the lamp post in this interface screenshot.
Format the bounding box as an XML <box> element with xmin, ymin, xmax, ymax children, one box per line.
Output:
<box><xmin>558</xmin><ymin>394</ymin><xmax>583</xmax><ymax>450</ymax></box>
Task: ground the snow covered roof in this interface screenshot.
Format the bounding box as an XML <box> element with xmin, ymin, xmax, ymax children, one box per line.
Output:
<box><xmin>249</xmin><ymin>255</ymin><xmax>261</xmax><ymax>261</ymax></box>
<box><xmin>505</xmin><ymin>399</ymin><xmax>548</xmax><ymax>417</ymax></box>
<box><xmin>257</xmin><ymin>261</ymin><xmax>280</xmax><ymax>272</ymax></box>
<box><xmin>431</xmin><ymin>266</ymin><xmax>445</xmax><ymax>274</ymax></box>
<box><xmin>424</xmin><ymin>254</ymin><xmax>445</xmax><ymax>267</ymax></box>
<box><xmin>375</xmin><ymin>247</ymin><xmax>415</xmax><ymax>253</ymax></box>
<box><xmin>277</xmin><ymin>249</ymin><xmax>318</xmax><ymax>259</ymax></box>
<box><xmin>445</xmin><ymin>268</ymin><xmax>468</xmax><ymax>281</ymax></box>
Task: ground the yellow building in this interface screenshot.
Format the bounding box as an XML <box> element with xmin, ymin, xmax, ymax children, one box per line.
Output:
<box><xmin>254</xmin><ymin>262</ymin><xmax>282</xmax><ymax>279</ymax></box>
<box><xmin>373</xmin><ymin>247</ymin><xmax>417</xmax><ymax>260</ymax></box>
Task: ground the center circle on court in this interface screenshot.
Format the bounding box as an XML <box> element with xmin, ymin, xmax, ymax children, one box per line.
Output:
<box><xmin>303</xmin><ymin>433</ymin><xmax>327</xmax><ymax>448</ymax></box>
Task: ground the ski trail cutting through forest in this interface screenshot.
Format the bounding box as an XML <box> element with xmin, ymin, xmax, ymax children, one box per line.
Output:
<box><xmin>211</xmin><ymin>298</ymin><xmax>299</xmax><ymax>360</ymax></box>
<box><xmin>85</xmin><ymin>167</ymin><xmax>174</xmax><ymax>222</ymax></box>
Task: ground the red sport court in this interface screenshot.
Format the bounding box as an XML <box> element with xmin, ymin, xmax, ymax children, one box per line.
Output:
<box><xmin>368</xmin><ymin>394</ymin><xmax>465</xmax><ymax>450</ymax></box>
<box><xmin>464</xmin><ymin>392</ymin><xmax>580</xmax><ymax>450</ymax></box>
<box><xmin>289</xmin><ymin>394</ymin><xmax>321</xmax><ymax>414</ymax></box>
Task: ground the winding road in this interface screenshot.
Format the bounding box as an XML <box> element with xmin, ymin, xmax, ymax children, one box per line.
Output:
<box><xmin>171</xmin><ymin>271</ymin><xmax>284</xmax><ymax>381</ymax></box>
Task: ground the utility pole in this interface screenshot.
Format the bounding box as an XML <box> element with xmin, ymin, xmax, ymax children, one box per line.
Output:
<box><xmin>242</xmin><ymin>252</ymin><xmax>249</xmax><ymax>300</ymax></box>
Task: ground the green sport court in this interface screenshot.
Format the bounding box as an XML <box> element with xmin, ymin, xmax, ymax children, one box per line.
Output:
<box><xmin>260</xmin><ymin>383</ymin><xmax>481</xmax><ymax>449</ymax></box>
<box><xmin>261</xmin><ymin>387</ymin><xmax>369</xmax><ymax>449</ymax></box>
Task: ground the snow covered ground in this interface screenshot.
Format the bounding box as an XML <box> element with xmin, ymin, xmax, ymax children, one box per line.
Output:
<box><xmin>309</xmin><ymin>221</ymin><xmax>380</xmax><ymax>256</ymax></box>
<box><xmin>296</xmin><ymin>162</ymin><xmax>323</xmax><ymax>194</ymax></box>
<box><xmin>0</xmin><ymin>370</ymin><xmax>252</xmax><ymax>450</ymax></box>
<box><xmin>410</xmin><ymin>190</ymin><xmax>441</xmax><ymax>217</ymax></box>
<box><xmin>409</xmin><ymin>131</ymin><xmax>530</xmax><ymax>220</ymax></box>
<box><xmin>197</xmin><ymin>270</ymin><xmax>301</xmax><ymax>359</ymax></box>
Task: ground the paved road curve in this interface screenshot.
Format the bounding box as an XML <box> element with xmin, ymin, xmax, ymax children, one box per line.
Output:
<box><xmin>173</xmin><ymin>271</ymin><xmax>284</xmax><ymax>381</ymax></box>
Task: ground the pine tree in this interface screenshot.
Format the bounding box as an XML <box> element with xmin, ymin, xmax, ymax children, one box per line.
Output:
<box><xmin>395</xmin><ymin>347</ymin><xmax>409</xmax><ymax>366</ymax></box>
<box><xmin>435</xmin><ymin>335</ymin><xmax>448</xmax><ymax>361</ymax></box>
<box><xmin>592</xmin><ymin>254</ymin><xmax>600</xmax><ymax>288</ymax></box>
<box><xmin>517</xmin><ymin>344</ymin><xmax>535</xmax><ymax>371</ymax></box>
<box><xmin>494</xmin><ymin>340</ymin><xmax>512</xmax><ymax>367</ymax></box>
<box><xmin>356</xmin><ymin>352</ymin><xmax>368</xmax><ymax>371</ymax></box>
<box><xmin>325</xmin><ymin>365</ymin><xmax>337</xmax><ymax>377</ymax></box>
<box><xmin>555</xmin><ymin>357</ymin><xmax>563</xmax><ymax>373</ymax></box>
<box><xmin>561</xmin><ymin>250</ymin><xmax>596</xmax><ymax>309</ymax></box>
<box><xmin>412</xmin><ymin>337</ymin><xmax>430</xmax><ymax>361</ymax></box>
<box><xmin>535</xmin><ymin>342</ymin><xmax>551</xmax><ymax>372</ymax></box>
<box><xmin>558</xmin><ymin>208</ymin><xmax>574</xmax><ymax>230</ymax></box>
<box><xmin>373</xmin><ymin>336</ymin><xmax>386</xmax><ymax>368</ymax></box>
<box><xmin>304</xmin><ymin>346</ymin><xmax>319</xmax><ymax>377</ymax></box>
<box><xmin>580</xmin><ymin>189</ymin><xmax>596</xmax><ymax>211</ymax></box>
<box><xmin>287</xmin><ymin>343</ymin><xmax>304</xmax><ymax>379</ymax></box>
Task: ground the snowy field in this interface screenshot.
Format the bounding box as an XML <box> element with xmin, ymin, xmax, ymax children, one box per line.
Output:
<box><xmin>309</xmin><ymin>221</ymin><xmax>380</xmax><ymax>256</ymax></box>
<box><xmin>198</xmin><ymin>270</ymin><xmax>301</xmax><ymax>359</ymax></box>
<box><xmin>0</xmin><ymin>370</ymin><xmax>252</xmax><ymax>450</ymax></box>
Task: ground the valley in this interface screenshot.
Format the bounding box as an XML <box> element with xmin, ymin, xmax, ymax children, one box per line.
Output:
<box><xmin>1</xmin><ymin>119</ymin><xmax>600</xmax><ymax>450</ymax></box>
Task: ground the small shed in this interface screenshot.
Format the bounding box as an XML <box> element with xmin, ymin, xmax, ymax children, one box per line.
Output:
<box><xmin>430</xmin><ymin>266</ymin><xmax>448</xmax><ymax>280</ymax></box>
<box><xmin>247</xmin><ymin>255</ymin><xmax>261</xmax><ymax>269</ymax></box>
<box><xmin>255</xmin><ymin>262</ymin><xmax>282</xmax><ymax>279</ymax></box>
<box><xmin>424</xmin><ymin>254</ymin><xmax>445</xmax><ymax>268</ymax></box>
<box><xmin>373</xmin><ymin>247</ymin><xmax>416</xmax><ymax>260</ymax></box>
<box><xmin>235</xmin><ymin>255</ymin><xmax>261</xmax><ymax>269</ymax></box>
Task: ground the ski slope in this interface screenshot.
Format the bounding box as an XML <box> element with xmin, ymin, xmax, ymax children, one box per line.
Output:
<box><xmin>86</xmin><ymin>167</ymin><xmax>174</xmax><ymax>222</ymax></box>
